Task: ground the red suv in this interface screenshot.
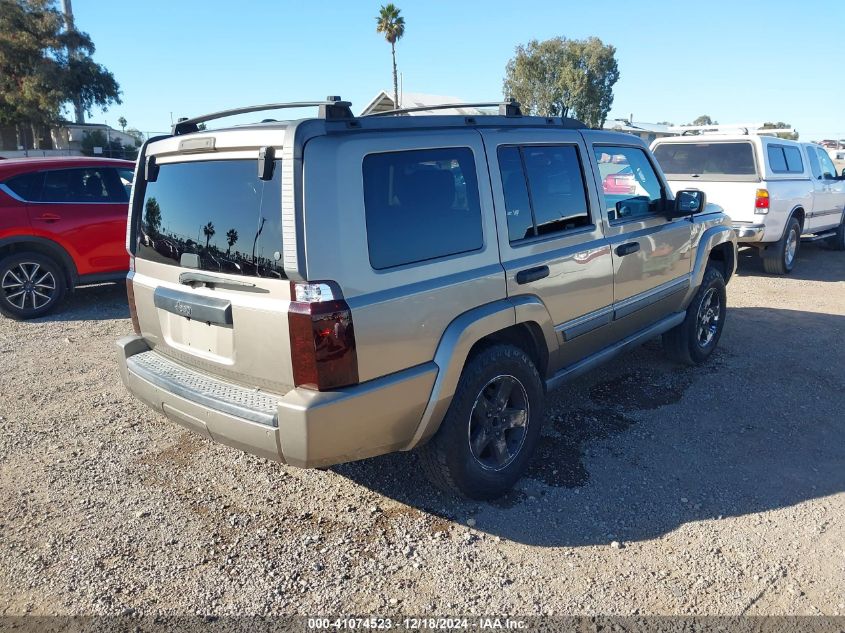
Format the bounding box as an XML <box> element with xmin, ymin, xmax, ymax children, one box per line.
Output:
<box><xmin>0</xmin><ymin>156</ymin><xmax>134</xmax><ymax>319</ymax></box>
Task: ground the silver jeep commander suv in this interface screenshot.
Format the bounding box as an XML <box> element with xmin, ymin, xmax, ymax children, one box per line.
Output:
<box><xmin>118</xmin><ymin>97</ymin><xmax>737</xmax><ymax>499</ymax></box>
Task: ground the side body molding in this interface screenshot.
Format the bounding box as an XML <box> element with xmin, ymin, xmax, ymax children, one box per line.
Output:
<box><xmin>403</xmin><ymin>295</ymin><xmax>555</xmax><ymax>450</ymax></box>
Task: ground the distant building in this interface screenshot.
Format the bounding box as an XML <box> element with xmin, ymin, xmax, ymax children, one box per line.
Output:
<box><xmin>360</xmin><ymin>90</ymin><xmax>495</xmax><ymax>117</ymax></box>
<box><xmin>0</xmin><ymin>121</ymin><xmax>139</xmax><ymax>158</ymax></box>
<box><xmin>602</xmin><ymin>119</ymin><xmax>675</xmax><ymax>144</ymax></box>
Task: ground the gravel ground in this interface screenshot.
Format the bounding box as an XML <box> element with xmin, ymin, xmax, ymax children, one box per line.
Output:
<box><xmin>1</xmin><ymin>244</ymin><xmax>843</xmax><ymax>617</ymax></box>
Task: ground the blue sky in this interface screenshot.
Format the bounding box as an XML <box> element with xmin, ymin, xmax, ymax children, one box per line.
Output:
<box><xmin>72</xmin><ymin>0</ymin><xmax>845</xmax><ymax>140</ymax></box>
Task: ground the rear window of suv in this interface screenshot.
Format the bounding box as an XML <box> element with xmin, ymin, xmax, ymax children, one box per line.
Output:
<box><xmin>135</xmin><ymin>159</ymin><xmax>284</xmax><ymax>278</ymax></box>
<box><xmin>363</xmin><ymin>147</ymin><xmax>483</xmax><ymax>270</ymax></box>
<box><xmin>653</xmin><ymin>142</ymin><xmax>758</xmax><ymax>181</ymax></box>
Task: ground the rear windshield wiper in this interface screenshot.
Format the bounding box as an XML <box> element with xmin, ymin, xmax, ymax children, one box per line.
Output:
<box><xmin>178</xmin><ymin>271</ymin><xmax>256</xmax><ymax>290</ymax></box>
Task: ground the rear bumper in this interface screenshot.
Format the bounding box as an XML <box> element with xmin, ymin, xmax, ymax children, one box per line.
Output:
<box><xmin>732</xmin><ymin>223</ymin><xmax>766</xmax><ymax>243</ymax></box>
<box><xmin>117</xmin><ymin>336</ymin><xmax>437</xmax><ymax>468</ymax></box>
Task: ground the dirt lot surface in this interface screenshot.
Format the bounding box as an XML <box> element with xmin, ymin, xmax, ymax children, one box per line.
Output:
<box><xmin>1</xmin><ymin>245</ymin><xmax>843</xmax><ymax>617</ymax></box>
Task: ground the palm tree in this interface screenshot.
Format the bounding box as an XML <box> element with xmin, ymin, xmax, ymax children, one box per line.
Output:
<box><xmin>117</xmin><ymin>116</ymin><xmax>127</xmax><ymax>132</ymax></box>
<box><xmin>225</xmin><ymin>228</ymin><xmax>239</xmax><ymax>256</ymax></box>
<box><xmin>203</xmin><ymin>222</ymin><xmax>215</xmax><ymax>250</ymax></box>
<box><xmin>375</xmin><ymin>4</ymin><xmax>405</xmax><ymax>111</ymax></box>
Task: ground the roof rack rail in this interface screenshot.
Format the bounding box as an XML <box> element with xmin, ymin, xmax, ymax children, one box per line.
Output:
<box><xmin>363</xmin><ymin>98</ymin><xmax>523</xmax><ymax>118</ymax></box>
<box><xmin>669</xmin><ymin>123</ymin><xmax>796</xmax><ymax>137</ymax></box>
<box><xmin>171</xmin><ymin>96</ymin><xmax>353</xmax><ymax>135</ymax></box>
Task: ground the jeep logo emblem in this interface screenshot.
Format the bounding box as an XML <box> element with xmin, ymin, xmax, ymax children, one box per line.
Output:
<box><xmin>174</xmin><ymin>301</ymin><xmax>192</xmax><ymax>317</ymax></box>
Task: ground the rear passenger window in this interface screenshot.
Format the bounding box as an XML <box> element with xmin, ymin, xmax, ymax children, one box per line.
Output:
<box><xmin>497</xmin><ymin>147</ymin><xmax>534</xmax><ymax>241</ymax></box>
<box><xmin>363</xmin><ymin>148</ymin><xmax>483</xmax><ymax>270</ymax></box>
<box><xmin>2</xmin><ymin>172</ymin><xmax>43</xmax><ymax>201</ymax></box>
<box><xmin>768</xmin><ymin>145</ymin><xmax>803</xmax><ymax>174</ymax></box>
<box><xmin>41</xmin><ymin>168</ymin><xmax>127</xmax><ymax>203</ymax></box>
<box><xmin>498</xmin><ymin>145</ymin><xmax>591</xmax><ymax>243</ymax></box>
<box><xmin>806</xmin><ymin>146</ymin><xmax>822</xmax><ymax>179</ymax></box>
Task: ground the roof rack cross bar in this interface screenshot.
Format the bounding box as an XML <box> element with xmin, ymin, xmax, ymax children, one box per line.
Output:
<box><xmin>363</xmin><ymin>100</ymin><xmax>522</xmax><ymax>118</ymax></box>
<box><xmin>172</xmin><ymin>97</ymin><xmax>353</xmax><ymax>135</ymax></box>
<box><xmin>500</xmin><ymin>98</ymin><xmax>522</xmax><ymax>117</ymax></box>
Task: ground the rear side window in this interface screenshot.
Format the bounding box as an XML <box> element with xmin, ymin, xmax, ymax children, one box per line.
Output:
<box><xmin>767</xmin><ymin>145</ymin><xmax>804</xmax><ymax>174</ymax></box>
<box><xmin>136</xmin><ymin>159</ymin><xmax>284</xmax><ymax>278</ymax></box>
<box><xmin>498</xmin><ymin>145</ymin><xmax>591</xmax><ymax>242</ymax></box>
<box><xmin>653</xmin><ymin>142</ymin><xmax>758</xmax><ymax>181</ymax></box>
<box><xmin>2</xmin><ymin>172</ymin><xmax>43</xmax><ymax>201</ymax></box>
<box><xmin>363</xmin><ymin>148</ymin><xmax>483</xmax><ymax>270</ymax></box>
<box><xmin>41</xmin><ymin>168</ymin><xmax>127</xmax><ymax>203</ymax></box>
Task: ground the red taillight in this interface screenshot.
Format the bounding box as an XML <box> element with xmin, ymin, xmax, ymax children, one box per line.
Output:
<box><xmin>126</xmin><ymin>275</ymin><xmax>141</xmax><ymax>335</ymax></box>
<box><xmin>288</xmin><ymin>282</ymin><xmax>358</xmax><ymax>391</ymax></box>
<box><xmin>755</xmin><ymin>188</ymin><xmax>770</xmax><ymax>210</ymax></box>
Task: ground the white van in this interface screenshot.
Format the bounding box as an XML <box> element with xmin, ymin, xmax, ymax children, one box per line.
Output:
<box><xmin>652</xmin><ymin>134</ymin><xmax>845</xmax><ymax>274</ymax></box>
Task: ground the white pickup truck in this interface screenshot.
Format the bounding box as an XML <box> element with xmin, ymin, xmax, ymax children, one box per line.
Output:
<box><xmin>651</xmin><ymin>134</ymin><xmax>845</xmax><ymax>274</ymax></box>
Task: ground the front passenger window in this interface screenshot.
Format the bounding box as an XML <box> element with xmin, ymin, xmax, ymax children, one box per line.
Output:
<box><xmin>817</xmin><ymin>149</ymin><xmax>838</xmax><ymax>180</ymax></box>
<box><xmin>594</xmin><ymin>146</ymin><xmax>663</xmax><ymax>221</ymax></box>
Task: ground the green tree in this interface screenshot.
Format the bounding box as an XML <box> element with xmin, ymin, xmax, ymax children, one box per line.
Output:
<box><xmin>203</xmin><ymin>222</ymin><xmax>215</xmax><ymax>250</ymax></box>
<box><xmin>0</xmin><ymin>0</ymin><xmax>121</xmax><ymax>144</ymax></box>
<box><xmin>117</xmin><ymin>116</ymin><xmax>126</xmax><ymax>131</ymax></box>
<box><xmin>225</xmin><ymin>228</ymin><xmax>239</xmax><ymax>255</ymax></box>
<box><xmin>679</xmin><ymin>115</ymin><xmax>719</xmax><ymax>135</ymax></box>
<box><xmin>144</xmin><ymin>197</ymin><xmax>162</xmax><ymax>238</ymax></box>
<box><xmin>690</xmin><ymin>115</ymin><xmax>717</xmax><ymax>126</ymax></box>
<box><xmin>761</xmin><ymin>121</ymin><xmax>799</xmax><ymax>140</ymax></box>
<box><xmin>503</xmin><ymin>36</ymin><xmax>619</xmax><ymax>128</ymax></box>
<box><xmin>375</xmin><ymin>4</ymin><xmax>405</xmax><ymax>110</ymax></box>
<box><xmin>124</xmin><ymin>127</ymin><xmax>144</xmax><ymax>147</ymax></box>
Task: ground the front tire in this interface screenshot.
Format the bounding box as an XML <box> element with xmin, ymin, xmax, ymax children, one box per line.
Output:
<box><xmin>0</xmin><ymin>253</ymin><xmax>67</xmax><ymax>320</ymax></box>
<box><xmin>762</xmin><ymin>217</ymin><xmax>800</xmax><ymax>275</ymax></box>
<box><xmin>663</xmin><ymin>266</ymin><xmax>727</xmax><ymax>366</ymax></box>
<box><xmin>418</xmin><ymin>344</ymin><xmax>544</xmax><ymax>499</ymax></box>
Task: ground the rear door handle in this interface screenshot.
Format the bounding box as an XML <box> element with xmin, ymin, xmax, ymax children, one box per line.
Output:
<box><xmin>615</xmin><ymin>242</ymin><xmax>640</xmax><ymax>257</ymax></box>
<box><xmin>515</xmin><ymin>265</ymin><xmax>550</xmax><ymax>285</ymax></box>
<box><xmin>34</xmin><ymin>213</ymin><xmax>61</xmax><ymax>223</ymax></box>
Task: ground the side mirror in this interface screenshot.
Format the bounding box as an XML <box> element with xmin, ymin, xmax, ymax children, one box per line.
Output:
<box><xmin>670</xmin><ymin>189</ymin><xmax>706</xmax><ymax>217</ymax></box>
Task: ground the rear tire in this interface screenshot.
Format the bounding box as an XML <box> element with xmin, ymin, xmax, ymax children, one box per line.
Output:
<box><xmin>762</xmin><ymin>217</ymin><xmax>800</xmax><ymax>275</ymax></box>
<box><xmin>663</xmin><ymin>266</ymin><xmax>727</xmax><ymax>366</ymax></box>
<box><xmin>418</xmin><ymin>344</ymin><xmax>544</xmax><ymax>499</ymax></box>
<box><xmin>0</xmin><ymin>252</ymin><xmax>67</xmax><ymax>320</ymax></box>
<box><xmin>826</xmin><ymin>213</ymin><xmax>845</xmax><ymax>251</ymax></box>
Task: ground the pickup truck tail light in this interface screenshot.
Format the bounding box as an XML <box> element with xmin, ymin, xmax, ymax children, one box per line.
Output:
<box><xmin>126</xmin><ymin>257</ymin><xmax>141</xmax><ymax>335</ymax></box>
<box><xmin>288</xmin><ymin>281</ymin><xmax>359</xmax><ymax>391</ymax></box>
<box><xmin>754</xmin><ymin>189</ymin><xmax>770</xmax><ymax>214</ymax></box>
